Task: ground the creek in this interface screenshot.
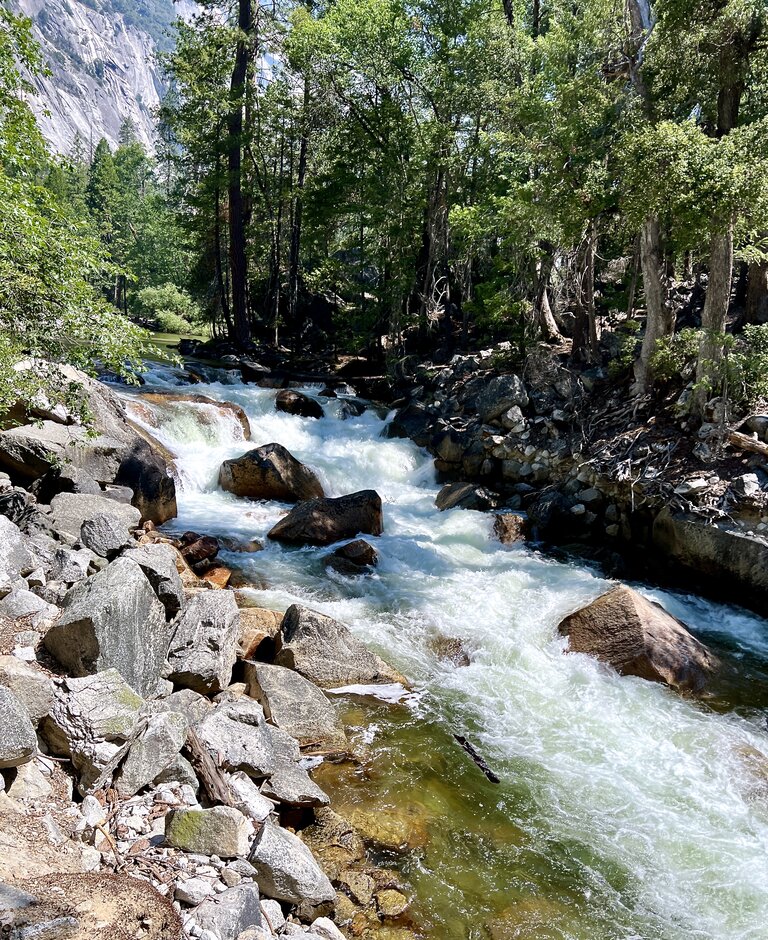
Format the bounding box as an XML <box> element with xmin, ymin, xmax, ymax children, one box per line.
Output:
<box><xmin>122</xmin><ymin>361</ymin><xmax>768</xmax><ymax>940</ymax></box>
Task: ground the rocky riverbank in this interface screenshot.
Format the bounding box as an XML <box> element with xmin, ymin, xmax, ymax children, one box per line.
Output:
<box><xmin>0</xmin><ymin>371</ymin><xmax>419</xmax><ymax>940</ymax></box>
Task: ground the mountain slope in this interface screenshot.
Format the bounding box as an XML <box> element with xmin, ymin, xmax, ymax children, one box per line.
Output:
<box><xmin>11</xmin><ymin>0</ymin><xmax>183</xmax><ymax>154</ymax></box>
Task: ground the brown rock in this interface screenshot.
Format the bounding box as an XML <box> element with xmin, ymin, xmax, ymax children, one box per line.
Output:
<box><xmin>558</xmin><ymin>585</ymin><xmax>718</xmax><ymax>691</ymax></box>
<box><xmin>275</xmin><ymin>389</ymin><xmax>324</xmax><ymax>419</ymax></box>
<box><xmin>200</xmin><ymin>566</ymin><xmax>232</xmax><ymax>589</ymax></box>
<box><xmin>326</xmin><ymin>539</ymin><xmax>379</xmax><ymax>575</ymax></box>
<box><xmin>179</xmin><ymin>532</ymin><xmax>219</xmax><ymax>566</ymax></box>
<box><xmin>376</xmin><ymin>889</ymin><xmax>409</xmax><ymax>918</ymax></box>
<box><xmin>238</xmin><ymin>607</ymin><xmax>284</xmax><ymax>659</ymax></box>
<box><xmin>219</xmin><ymin>443</ymin><xmax>325</xmax><ymax>502</ymax></box>
<box><xmin>268</xmin><ymin>490</ymin><xmax>383</xmax><ymax>546</ymax></box>
<box><xmin>219</xmin><ymin>536</ymin><xmax>264</xmax><ymax>554</ymax></box>
<box><xmin>493</xmin><ymin>513</ymin><xmax>529</xmax><ymax>544</ymax></box>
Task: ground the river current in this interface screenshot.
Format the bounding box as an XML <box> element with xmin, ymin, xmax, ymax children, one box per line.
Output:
<box><xmin>121</xmin><ymin>362</ymin><xmax>768</xmax><ymax>940</ymax></box>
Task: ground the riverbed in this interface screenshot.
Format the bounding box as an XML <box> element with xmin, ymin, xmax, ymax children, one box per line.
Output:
<box><xmin>122</xmin><ymin>361</ymin><xmax>768</xmax><ymax>940</ymax></box>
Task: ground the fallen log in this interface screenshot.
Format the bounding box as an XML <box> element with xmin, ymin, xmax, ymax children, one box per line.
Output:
<box><xmin>726</xmin><ymin>429</ymin><xmax>768</xmax><ymax>459</ymax></box>
<box><xmin>454</xmin><ymin>734</ymin><xmax>500</xmax><ymax>784</ymax></box>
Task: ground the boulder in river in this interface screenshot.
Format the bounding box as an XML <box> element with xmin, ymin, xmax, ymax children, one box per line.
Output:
<box><xmin>219</xmin><ymin>443</ymin><xmax>325</xmax><ymax>502</ymax></box>
<box><xmin>325</xmin><ymin>539</ymin><xmax>378</xmax><ymax>576</ymax></box>
<box><xmin>493</xmin><ymin>512</ymin><xmax>529</xmax><ymax>544</ymax></box>
<box><xmin>140</xmin><ymin>392</ymin><xmax>252</xmax><ymax>441</ymax></box>
<box><xmin>275</xmin><ymin>389</ymin><xmax>324</xmax><ymax>420</ymax></box>
<box><xmin>267</xmin><ymin>490</ymin><xmax>383</xmax><ymax>546</ymax></box>
<box><xmin>435</xmin><ymin>482</ymin><xmax>498</xmax><ymax>512</ymax></box>
<box><xmin>557</xmin><ymin>585</ymin><xmax>718</xmax><ymax>691</ymax></box>
<box><xmin>275</xmin><ymin>604</ymin><xmax>405</xmax><ymax>688</ymax></box>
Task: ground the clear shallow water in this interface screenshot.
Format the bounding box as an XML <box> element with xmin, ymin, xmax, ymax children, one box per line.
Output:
<box><xmin>121</xmin><ymin>368</ymin><xmax>768</xmax><ymax>940</ymax></box>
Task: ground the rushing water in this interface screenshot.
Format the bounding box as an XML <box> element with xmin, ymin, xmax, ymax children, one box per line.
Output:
<box><xmin>121</xmin><ymin>363</ymin><xmax>768</xmax><ymax>940</ymax></box>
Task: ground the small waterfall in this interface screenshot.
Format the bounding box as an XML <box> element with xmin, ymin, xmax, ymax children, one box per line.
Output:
<box><xmin>124</xmin><ymin>364</ymin><xmax>768</xmax><ymax>940</ymax></box>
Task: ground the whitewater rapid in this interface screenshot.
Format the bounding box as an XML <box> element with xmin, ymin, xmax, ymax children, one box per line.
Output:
<box><xmin>122</xmin><ymin>364</ymin><xmax>768</xmax><ymax>940</ymax></box>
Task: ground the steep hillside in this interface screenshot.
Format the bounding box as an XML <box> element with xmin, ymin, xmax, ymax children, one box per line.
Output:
<box><xmin>10</xmin><ymin>0</ymin><xmax>185</xmax><ymax>153</ymax></box>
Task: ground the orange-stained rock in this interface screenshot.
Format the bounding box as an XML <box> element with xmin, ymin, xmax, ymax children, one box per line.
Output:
<box><xmin>238</xmin><ymin>608</ymin><xmax>284</xmax><ymax>659</ymax></box>
<box><xmin>493</xmin><ymin>513</ymin><xmax>529</xmax><ymax>544</ymax></box>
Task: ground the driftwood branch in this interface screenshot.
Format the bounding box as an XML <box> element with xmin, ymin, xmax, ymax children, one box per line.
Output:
<box><xmin>454</xmin><ymin>735</ymin><xmax>500</xmax><ymax>784</ymax></box>
<box><xmin>183</xmin><ymin>727</ymin><xmax>235</xmax><ymax>806</ymax></box>
<box><xmin>726</xmin><ymin>429</ymin><xmax>768</xmax><ymax>458</ymax></box>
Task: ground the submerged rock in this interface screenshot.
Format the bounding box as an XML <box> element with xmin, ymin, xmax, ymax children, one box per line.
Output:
<box><xmin>325</xmin><ymin>539</ymin><xmax>379</xmax><ymax>576</ymax></box>
<box><xmin>219</xmin><ymin>443</ymin><xmax>325</xmax><ymax>502</ymax></box>
<box><xmin>276</xmin><ymin>389</ymin><xmax>324</xmax><ymax>419</ymax></box>
<box><xmin>275</xmin><ymin>605</ymin><xmax>405</xmax><ymax>688</ymax></box>
<box><xmin>558</xmin><ymin>585</ymin><xmax>718</xmax><ymax>691</ymax></box>
<box><xmin>267</xmin><ymin>490</ymin><xmax>384</xmax><ymax>546</ymax></box>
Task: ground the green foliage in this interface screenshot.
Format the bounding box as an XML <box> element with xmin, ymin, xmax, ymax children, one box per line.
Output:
<box><xmin>650</xmin><ymin>328</ymin><xmax>702</xmax><ymax>383</ymax></box>
<box><xmin>133</xmin><ymin>283</ymin><xmax>202</xmax><ymax>334</ymax></box>
<box><xmin>608</xmin><ymin>319</ymin><xmax>642</xmax><ymax>378</ymax></box>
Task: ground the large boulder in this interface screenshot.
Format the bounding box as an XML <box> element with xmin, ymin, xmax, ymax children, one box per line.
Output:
<box><xmin>244</xmin><ymin>663</ymin><xmax>348</xmax><ymax>751</ymax></box>
<box><xmin>435</xmin><ymin>482</ymin><xmax>498</xmax><ymax>512</ymax></box>
<box><xmin>0</xmin><ymin>686</ymin><xmax>37</xmax><ymax>768</ymax></box>
<box><xmin>140</xmin><ymin>392</ymin><xmax>252</xmax><ymax>441</ymax></box>
<box><xmin>466</xmin><ymin>373</ymin><xmax>529</xmax><ymax>422</ymax></box>
<box><xmin>121</xmin><ymin>543</ymin><xmax>185</xmax><ymax>616</ymax></box>
<box><xmin>248</xmin><ymin>821</ymin><xmax>335</xmax><ymax>905</ymax></box>
<box><xmin>166</xmin><ymin>592</ymin><xmax>240</xmax><ymax>694</ymax></box>
<box><xmin>219</xmin><ymin>443</ymin><xmax>325</xmax><ymax>502</ymax></box>
<box><xmin>558</xmin><ymin>585</ymin><xmax>718</xmax><ymax>691</ymax></box>
<box><xmin>275</xmin><ymin>605</ymin><xmax>405</xmax><ymax>689</ymax></box>
<box><xmin>49</xmin><ymin>492</ymin><xmax>140</xmax><ymax>541</ymax></box>
<box><xmin>40</xmin><ymin>669</ymin><xmax>144</xmax><ymax>791</ymax></box>
<box><xmin>79</xmin><ymin>512</ymin><xmax>132</xmax><ymax>559</ymax></box>
<box><xmin>194</xmin><ymin>698</ymin><xmax>276</xmax><ymax>779</ymax></box>
<box><xmin>384</xmin><ymin>402</ymin><xmax>433</xmax><ymax>448</ymax></box>
<box><xmin>0</xmin><ymin>367</ymin><xmax>177</xmax><ymax>525</ymax></box>
<box><xmin>44</xmin><ymin>557</ymin><xmax>170</xmax><ymax>697</ymax></box>
<box><xmin>275</xmin><ymin>390</ymin><xmax>324</xmax><ymax>420</ymax></box>
<box><xmin>267</xmin><ymin>490</ymin><xmax>383</xmax><ymax>546</ymax></box>
<box><xmin>116</xmin><ymin>710</ymin><xmax>188</xmax><ymax>798</ymax></box>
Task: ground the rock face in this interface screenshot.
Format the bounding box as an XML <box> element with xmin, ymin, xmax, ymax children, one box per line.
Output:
<box><xmin>245</xmin><ymin>663</ymin><xmax>348</xmax><ymax>751</ymax></box>
<box><xmin>558</xmin><ymin>585</ymin><xmax>718</xmax><ymax>691</ymax></box>
<box><xmin>275</xmin><ymin>605</ymin><xmax>404</xmax><ymax>688</ymax></box>
<box><xmin>249</xmin><ymin>821</ymin><xmax>335</xmax><ymax>905</ymax></box>
<box><xmin>44</xmin><ymin>557</ymin><xmax>170</xmax><ymax>697</ymax></box>
<box><xmin>0</xmin><ymin>686</ymin><xmax>37</xmax><ymax>768</ymax></box>
<box><xmin>165</xmin><ymin>806</ymin><xmax>252</xmax><ymax>858</ymax></box>
<box><xmin>268</xmin><ymin>490</ymin><xmax>384</xmax><ymax>546</ymax></box>
<box><xmin>275</xmin><ymin>390</ymin><xmax>324</xmax><ymax>419</ymax></box>
<box><xmin>166</xmin><ymin>592</ymin><xmax>240</xmax><ymax>694</ymax></box>
<box><xmin>219</xmin><ymin>443</ymin><xmax>325</xmax><ymax>502</ymax></box>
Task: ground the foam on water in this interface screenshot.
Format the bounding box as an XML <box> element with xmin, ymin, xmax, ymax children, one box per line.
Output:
<box><xmin>123</xmin><ymin>369</ymin><xmax>768</xmax><ymax>939</ymax></box>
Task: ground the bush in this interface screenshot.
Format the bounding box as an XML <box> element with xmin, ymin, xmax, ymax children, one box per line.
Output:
<box><xmin>133</xmin><ymin>283</ymin><xmax>202</xmax><ymax>335</ymax></box>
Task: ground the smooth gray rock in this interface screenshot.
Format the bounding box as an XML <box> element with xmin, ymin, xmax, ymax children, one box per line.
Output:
<box><xmin>0</xmin><ymin>656</ymin><xmax>54</xmax><ymax>725</ymax></box>
<box><xmin>80</xmin><ymin>513</ymin><xmax>131</xmax><ymax>558</ymax></box>
<box><xmin>244</xmin><ymin>663</ymin><xmax>347</xmax><ymax>751</ymax></box>
<box><xmin>0</xmin><ymin>516</ymin><xmax>32</xmax><ymax>588</ymax></box>
<box><xmin>165</xmin><ymin>805</ymin><xmax>252</xmax><ymax>857</ymax></box>
<box><xmin>192</xmin><ymin>884</ymin><xmax>263</xmax><ymax>940</ymax></box>
<box><xmin>121</xmin><ymin>543</ymin><xmax>184</xmax><ymax>615</ymax></box>
<box><xmin>275</xmin><ymin>605</ymin><xmax>404</xmax><ymax>689</ymax></box>
<box><xmin>167</xmin><ymin>592</ymin><xmax>240</xmax><ymax>694</ymax></box>
<box><xmin>40</xmin><ymin>669</ymin><xmax>144</xmax><ymax>791</ymax></box>
<box><xmin>248</xmin><ymin>821</ymin><xmax>335</xmax><ymax>905</ymax></box>
<box><xmin>116</xmin><ymin>710</ymin><xmax>188</xmax><ymax>797</ymax></box>
<box><xmin>44</xmin><ymin>557</ymin><xmax>169</xmax><ymax>697</ymax></box>
<box><xmin>195</xmin><ymin>698</ymin><xmax>275</xmax><ymax>779</ymax></box>
<box><xmin>0</xmin><ymin>588</ymin><xmax>59</xmax><ymax>628</ymax></box>
<box><xmin>49</xmin><ymin>492</ymin><xmax>140</xmax><ymax>539</ymax></box>
<box><xmin>0</xmin><ymin>686</ymin><xmax>37</xmax><ymax>768</ymax></box>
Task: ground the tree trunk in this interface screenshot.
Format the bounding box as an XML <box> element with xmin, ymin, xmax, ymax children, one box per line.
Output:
<box><xmin>746</xmin><ymin>260</ymin><xmax>768</xmax><ymax>323</ymax></box>
<box><xmin>227</xmin><ymin>0</ymin><xmax>253</xmax><ymax>349</ymax></box>
<box><xmin>632</xmin><ymin>218</ymin><xmax>674</xmax><ymax>394</ymax></box>
<box><xmin>694</xmin><ymin>225</ymin><xmax>734</xmax><ymax>415</ymax></box>
<box><xmin>534</xmin><ymin>242</ymin><xmax>562</xmax><ymax>342</ymax></box>
<box><xmin>571</xmin><ymin>225</ymin><xmax>597</xmax><ymax>364</ymax></box>
<box><xmin>288</xmin><ymin>77</ymin><xmax>310</xmax><ymax>349</ymax></box>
